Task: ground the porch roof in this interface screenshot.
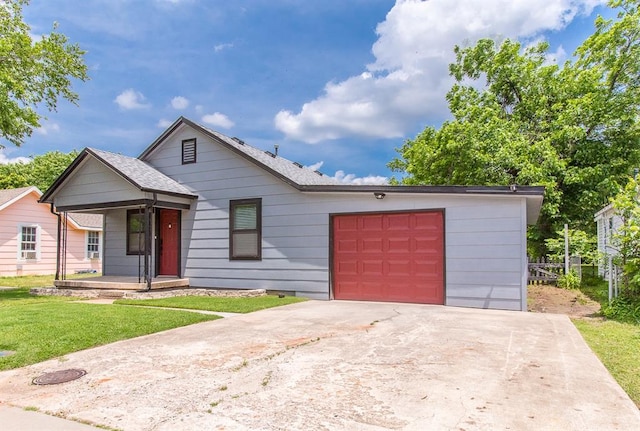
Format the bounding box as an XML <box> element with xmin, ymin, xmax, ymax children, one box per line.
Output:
<box><xmin>40</xmin><ymin>148</ymin><xmax>198</xmax><ymax>211</ymax></box>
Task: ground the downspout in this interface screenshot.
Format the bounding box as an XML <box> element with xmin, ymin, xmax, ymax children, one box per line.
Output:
<box><xmin>50</xmin><ymin>204</ymin><xmax>61</xmax><ymax>281</ymax></box>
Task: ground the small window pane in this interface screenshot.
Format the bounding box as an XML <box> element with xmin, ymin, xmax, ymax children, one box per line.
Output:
<box><xmin>232</xmin><ymin>232</ymin><xmax>258</xmax><ymax>256</ymax></box>
<box><xmin>233</xmin><ymin>204</ymin><xmax>257</xmax><ymax>229</ymax></box>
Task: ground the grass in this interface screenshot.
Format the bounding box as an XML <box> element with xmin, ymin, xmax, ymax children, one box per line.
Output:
<box><xmin>573</xmin><ymin>319</ymin><xmax>640</xmax><ymax>407</ymax></box>
<box><xmin>569</xmin><ymin>266</ymin><xmax>640</xmax><ymax>406</ymax></box>
<box><xmin>114</xmin><ymin>295</ymin><xmax>307</xmax><ymax>313</ymax></box>
<box><xmin>0</xmin><ymin>275</ymin><xmax>307</xmax><ymax>371</ymax></box>
<box><xmin>0</xmin><ymin>285</ymin><xmax>219</xmax><ymax>370</ymax></box>
<box><xmin>0</xmin><ymin>272</ymin><xmax>100</xmax><ymax>289</ymax></box>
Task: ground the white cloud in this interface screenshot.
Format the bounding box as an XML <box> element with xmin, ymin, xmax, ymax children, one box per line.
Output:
<box><xmin>171</xmin><ymin>96</ymin><xmax>189</xmax><ymax>110</ymax></box>
<box><xmin>202</xmin><ymin>112</ymin><xmax>235</xmax><ymax>129</ymax></box>
<box><xmin>0</xmin><ymin>150</ymin><xmax>31</xmax><ymax>165</ymax></box>
<box><xmin>275</xmin><ymin>0</ymin><xmax>605</xmax><ymax>143</ymax></box>
<box><xmin>35</xmin><ymin>122</ymin><xmax>60</xmax><ymax>135</ymax></box>
<box><xmin>195</xmin><ymin>105</ymin><xmax>204</xmax><ymax>114</ymax></box>
<box><xmin>333</xmin><ymin>170</ymin><xmax>388</xmax><ymax>185</ymax></box>
<box><xmin>305</xmin><ymin>161</ymin><xmax>324</xmax><ymax>171</ymax></box>
<box><xmin>157</xmin><ymin>118</ymin><xmax>173</xmax><ymax>128</ymax></box>
<box><xmin>214</xmin><ymin>42</ymin><xmax>234</xmax><ymax>52</ymax></box>
<box><xmin>114</xmin><ymin>89</ymin><xmax>150</xmax><ymax>110</ymax></box>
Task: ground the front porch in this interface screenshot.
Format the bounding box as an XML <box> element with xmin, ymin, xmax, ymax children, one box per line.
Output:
<box><xmin>54</xmin><ymin>276</ymin><xmax>190</xmax><ymax>291</ymax></box>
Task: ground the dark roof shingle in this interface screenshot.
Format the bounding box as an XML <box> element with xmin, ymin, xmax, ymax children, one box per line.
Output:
<box><xmin>87</xmin><ymin>148</ymin><xmax>197</xmax><ymax>198</ymax></box>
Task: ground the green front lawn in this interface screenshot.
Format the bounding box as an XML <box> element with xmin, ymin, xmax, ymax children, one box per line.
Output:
<box><xmin>0</xmin><ymin>272</ymin><xmax>100</xmax><ymax>289</ymax></box>
<box><xmin>115</xmin><ymin>295</ymin><xmax>307</xmax><ymax>313</ymax></box>
<box><xmin>0</xmin><ymin>275</ymin><xmax>307</xmax><ymax>371</ymax></box>
<box><xmin>573</xmin><ymin>319</ymin><xmax>640</xmax><ymax>407</ymax></box>
<box><xmin>572</xmin><ymin>268</ymin><xmax>640</xmax><ymax>406</ymax></box>
<box><xmin>0</xmin><ymin>300</ymin><xmax>219</xmax><ymax>371</ymax></box>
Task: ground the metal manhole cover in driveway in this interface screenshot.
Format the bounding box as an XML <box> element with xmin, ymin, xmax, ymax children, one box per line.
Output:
<box><xmin>33</xmin><ymin>369</ymin><xmax>87</xmax><ymax>385</ymax></box>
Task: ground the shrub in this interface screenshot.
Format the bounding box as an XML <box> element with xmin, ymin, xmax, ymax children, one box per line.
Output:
<box><xmin>557</xmin><ymin>270</ymin><xmax>581</xmax><ymax>290</ymax></box>
<box><xmin>601</xmin><ymin>295</ymin><xmax>640</xmax><ymax>324</ymax></box>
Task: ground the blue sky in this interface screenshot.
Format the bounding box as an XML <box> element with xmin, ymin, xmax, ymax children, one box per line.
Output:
<box><xmin>2</xmin><ymin>0</ymin><xmax>613</xmax><ymax>184</ymax></box>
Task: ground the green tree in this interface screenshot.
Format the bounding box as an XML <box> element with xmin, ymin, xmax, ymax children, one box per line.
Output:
<box><xmin>608</xmin><ymin>178</ymin><xmax>640</xmax><ymax>297</ymax></box>
<box><xmin>0</xmin><ymin>150</ymin><xmax>77</xmax><ymax>191</ymax></box>
<box><xmin>0</xmin><ymin>0</ymin><xmax>88</xmax><ymax>148</ymax></box>
<box><xmin>389</xmin><ymin>0</ymin><xmax>640</xmax><ymax>255</ymax></box>
<box><xmin>545</xmin><ymin>228</ymin><xmax>597</xmax><ymax>265</ymax></box>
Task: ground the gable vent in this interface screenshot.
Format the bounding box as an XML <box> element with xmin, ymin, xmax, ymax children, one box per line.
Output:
<box><xmin>232</xmin><ymin>137</ymin><xmax>245</xmax><ymax>145</ymax></box>
<box><xmin>182</xmin><ymin>138</ymin><xmax>196</xmax><ymax>164</ymax></box>
<box><xmin>265</xmin><ymin>150</ymin><xmax>276</xmax><ymax>158</ymax></box>
<box><xmin>293</xmin><ymin>162</ymin><xmax>303</xmax><ymax>168</ymax></box>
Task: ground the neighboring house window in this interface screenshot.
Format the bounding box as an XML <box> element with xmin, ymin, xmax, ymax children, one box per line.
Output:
<box><xmin>127</xmin><ymin>210</ymin><xmax>146</xmax><ymax>255</ymax></box>
<box><xmin>18</xmin><ymin>225</ymin><xmax>39</xmax><ymax>261</ymax></box>
<box><xmin>182</xmin><ymin>138</ymin><xmax>196</xmax><ymax>164</ymax></box>
<box><xmin>87</xmin><ymin>231</ymin><xmax>101</xmax><ymax>259</ymax></box>
<box><xmin>606</xmin><ymin>217</ymin><xmax>614</xmax><ymax>244</ymax></box>
<box><xmin>230</xmin><ymin>198</ymin><xmax>262</xmax><ymax>260</ymax></box>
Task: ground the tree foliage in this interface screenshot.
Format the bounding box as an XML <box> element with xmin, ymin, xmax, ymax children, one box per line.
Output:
<box><xmin>0</xmin><ymin>0</ymin><xmax>88</xmax><ymax>148</ymax></box>
<box><xmin>545</xmin><ymin>228</ymin><xmax>597</xmax><ymax>265</ymax></box>
<box><xmin>388</xmin><ymin>0</ymin><xmax>640</xmax><ymax>255</ymax></box>
<box><xmin>0</xmin><ymin>150</ymin><xmax>77</xmax><ymax>191</ymax></box>
<box><xmin>608</xmin><ymin>178</ymin><xmax>640</xmax><ymax>297</ymax></box>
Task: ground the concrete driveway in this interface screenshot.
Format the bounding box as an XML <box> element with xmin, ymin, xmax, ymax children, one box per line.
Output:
<box><xmin>0</xmin><ymin>301</ymin><xmax>638</xmax><ymax>430</ymax></box>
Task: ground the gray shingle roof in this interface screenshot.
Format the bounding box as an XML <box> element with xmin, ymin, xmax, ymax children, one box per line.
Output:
<box><xmin>201</xmin><ymin>127</ymin><xmax>341</xmax><ymax>186</ymax></box>
<box><xmin>87</xmin><ymin>148</ymin><xmax>197</xmax><ymax>198</ymax></box>
<box><xmin>0</xmin><ymin>186</ymin><xmax>36</xmax><ymax>208</ymax></box>
<box><xmin>68</xmin><ymin>213</ymin><xmax>103</xmax><ymax>229</ymax></box>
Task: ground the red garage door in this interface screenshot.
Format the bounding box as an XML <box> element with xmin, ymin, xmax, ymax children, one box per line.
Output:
<box><xmin>332</xmin><ymin>211</ymin><xmax>444</xmax><ymax>304</ymax></box>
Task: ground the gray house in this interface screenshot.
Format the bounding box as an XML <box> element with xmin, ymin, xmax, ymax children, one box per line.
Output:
<box><xmin>41</xmin><ymin>117</ymin><xmax>543</xmax><ymax>311</ymax></box>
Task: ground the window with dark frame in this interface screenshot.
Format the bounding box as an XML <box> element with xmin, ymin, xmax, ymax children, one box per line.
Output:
<box><xmin>182</xmin><ymin>138</ymin><xmax>196</xmax><ymax>164</ymax></box>
<box><xmin>127</xmin><ymin>210</ymin><xmax>146</xmax><ymax>255</ymax></box>
<box><xmin>230</xmin><ymin>198</ymin><xmax>261</xmax><ymax>260</ymax></box>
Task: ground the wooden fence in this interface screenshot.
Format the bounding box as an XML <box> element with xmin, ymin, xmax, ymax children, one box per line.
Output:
<box><xmin>528</xmin><ymin>257</ymin><xmax>564</xmax><ymax>284</ymax></box>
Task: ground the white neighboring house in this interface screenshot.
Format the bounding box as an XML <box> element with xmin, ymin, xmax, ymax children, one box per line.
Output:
<box><xmin>594</xmin><ymin>203</ymin><xmax>623</xmax><ymax>278</ymax></box>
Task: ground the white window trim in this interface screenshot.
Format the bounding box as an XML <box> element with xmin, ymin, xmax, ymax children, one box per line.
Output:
<box><xmin>17</xmin><ymin>224</ymin><xmax>41</xmax><ymax>262</ymax></box>
<box><xmin>85</xmin><ymin>231</ymin><xmax>101</xmax><ymax>260</ymax></box>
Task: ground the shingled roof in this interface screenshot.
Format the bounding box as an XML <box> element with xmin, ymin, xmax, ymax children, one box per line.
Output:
<box><xmin>140</xmin><ymin>117</ymin><xmax>341</xmax><ymax>187</ymax></box>
<box><xmin>1</xmin><ymin>186</ymin><xmax>103</xmax><ymax>230</ymax></box>
<box><xmin>0</xmin><ymin>186</ymin><xmax>36</xmax><ymax>210</ymax></box>
<box><xmin>87</xmin><ymin>148</ymin><xmax>197</xmax><ymax>197</ymax></box>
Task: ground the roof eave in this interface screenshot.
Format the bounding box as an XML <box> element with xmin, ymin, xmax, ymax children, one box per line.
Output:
<box><xmin>0</xmin><ymin>186</ymin><xmax>41</xmax><ymax>211</ymax></box>
<box><xmin>139</xmin><ymin>117</ymin><xmax>305</xmax><ymax>190</ymax></box>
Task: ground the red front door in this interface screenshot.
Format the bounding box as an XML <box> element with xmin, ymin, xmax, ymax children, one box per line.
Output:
<box><xmin>158</xmin><ymin>209</ymin><xmax>180</xmax><ymax>276</ymax></box>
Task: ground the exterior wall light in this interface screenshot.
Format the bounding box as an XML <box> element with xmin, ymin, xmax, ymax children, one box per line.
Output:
<box><xmin>374</xmin><ymin>192</ymin><xmax>386</xmax><ymax>200</ymax></box>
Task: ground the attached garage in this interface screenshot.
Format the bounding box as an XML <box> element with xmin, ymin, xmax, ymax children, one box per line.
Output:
<box><xmin>332</xmin><ymin>210</ymin><xmax>444</xmax><ymax>304</ymax></box>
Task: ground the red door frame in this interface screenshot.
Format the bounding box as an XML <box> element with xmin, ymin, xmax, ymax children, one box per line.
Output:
<box><xmin>156</xmin><ymin>209</ymin><xmax>181</xmax><ymax>277</ymax></box>
<box><xmin>330</xmin><ymin>209</ymin><xmax>446</xmax><ymax>304</ymax></box>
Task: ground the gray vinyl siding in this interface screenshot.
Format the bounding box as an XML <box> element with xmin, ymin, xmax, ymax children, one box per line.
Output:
<box><xmin>138</xmin><ymin>125</ymin><xmax>529</xmax><ymax>310</ymax></box>
<box><xmin>53</xmin><ymin>158</ymin><xmax>145</xmax><ymax>208</ymax></box>
<box><xmin>103</xmin><ymin>209</ymin><xmax>156</xmax><ymax>277</ymax></box>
